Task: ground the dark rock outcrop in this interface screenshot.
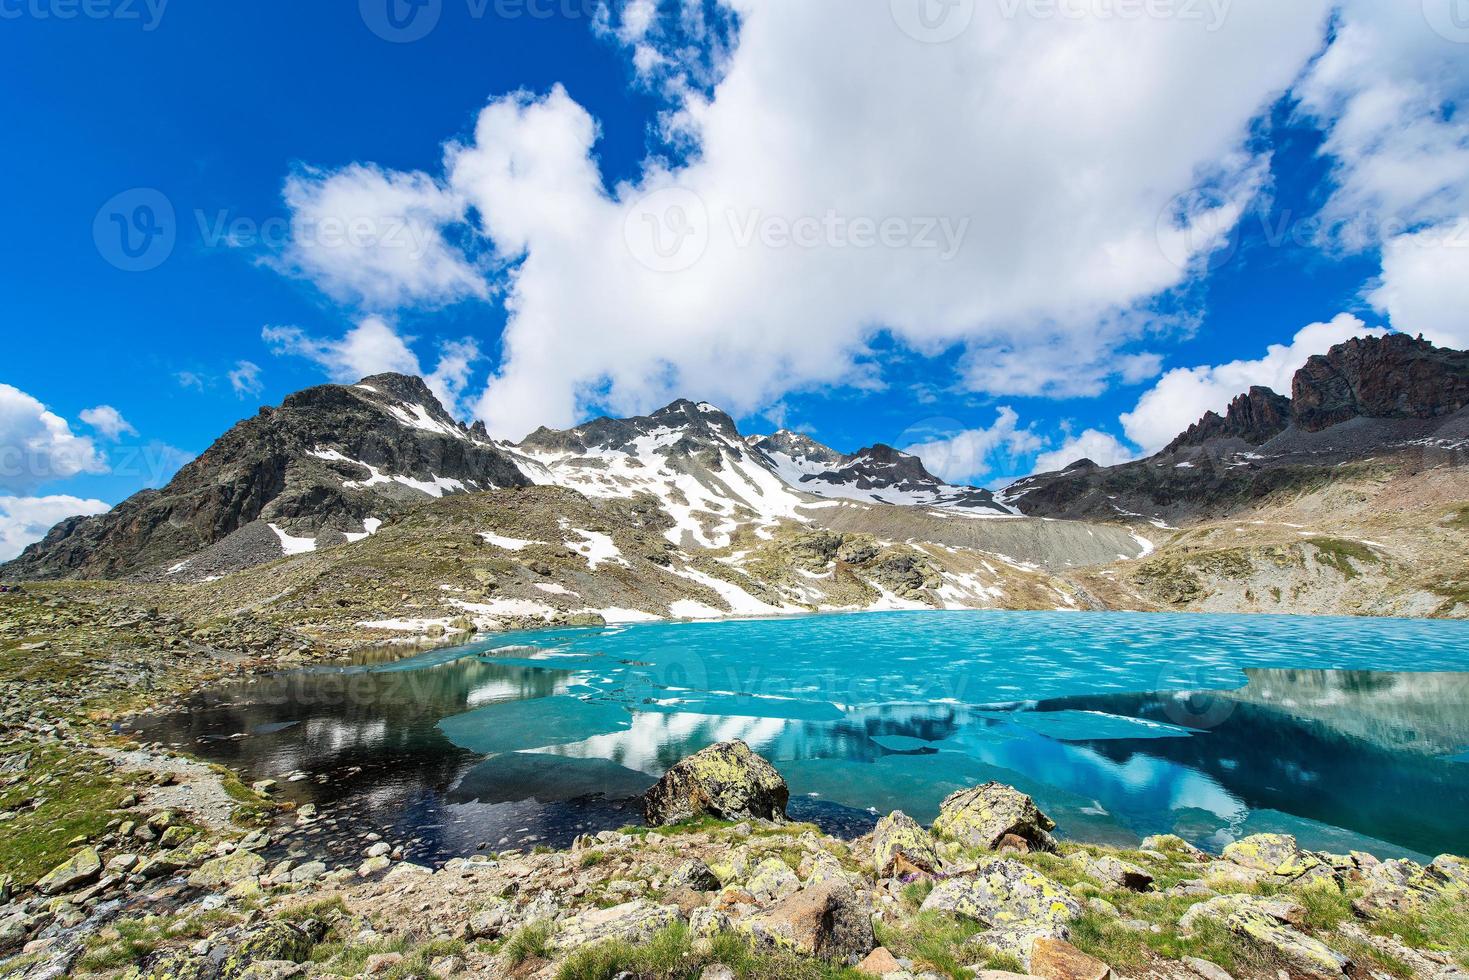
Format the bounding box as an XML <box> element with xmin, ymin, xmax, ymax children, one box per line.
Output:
<box><xmin>642</xmin><ymin>739</ymin><xmax>789</xmax><ymax>826</ymax></box>
<box><xmin>1293</xmin><ymin>334</ymin><xmax>1469</xmax><ymax>432</ymax></box>
<box><xmin>1165</xmin><ymin>386</ymin><xmax>1292</xmax><ymax>453</ymax></box>
<box><xmin>2</xmin><ymin>375</ymin><xmax>531</xmax><ymax>581</ymax></box>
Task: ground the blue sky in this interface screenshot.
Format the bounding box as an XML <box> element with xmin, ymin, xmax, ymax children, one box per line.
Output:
<box><xmin>2</xmin><ymin>0</ymin><xmax>1467</xmax><ymax>557</ymax></box>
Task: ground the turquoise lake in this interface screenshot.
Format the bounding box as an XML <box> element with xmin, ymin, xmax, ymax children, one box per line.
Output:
<box><xmin>131</xmin><ymin>611</ymin><xmax>1469</xmax><ymax>865</ymax></box>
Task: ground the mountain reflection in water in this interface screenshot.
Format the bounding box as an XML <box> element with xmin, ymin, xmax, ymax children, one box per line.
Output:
<box><xmin>127</xmin><ymin>615</ymin><xmax>1469</xmax><ymax>866</ymax></box>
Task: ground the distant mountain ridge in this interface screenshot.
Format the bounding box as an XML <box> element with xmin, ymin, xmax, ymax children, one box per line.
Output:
<box><xmin>1003</xmin><ymin>334</ymin><xmax>1469</xmax><ymax>525</ymax></box>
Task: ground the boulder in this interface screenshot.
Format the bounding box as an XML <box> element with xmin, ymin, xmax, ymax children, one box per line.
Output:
<box><xmin>1179</xmin><ymin>895</ymin><xmax>1349</xmax><ymax>978</ymax></box>
<box><xmin>188</xmin><ymin>851</ymin><xmax>266</xmax><ymax>889</ymax></box>
<box><xmin>921</xmin><ymin>859</ymin><xmax>1080</xmax><ymax>931</ymax></box>
<box><xmin>930</xmin><ymin>783</ymin><xmax>1057</xmax><ymax>853</ymax></box>
<box><xmin>643</xmin><ymin>740</ymin><xmax>789</xmax><ymax>826</ymax></box>
<box><xmin>871</xmin><ymin>811</ymin><xmax>941</xmax><ymax>878</ymax></box>
<box><xmin>467</xmin><ymin>900</ymin><xmax>515</xmax><ymax>940</ymax></box>
<box><xmin>747</xmin><ymin>858</ymin><xmax>801</xmax><ymax>904</ymax></box>
<box><xmin>36</xmin><ymin>847</ymin><xmax>101</xmax><ymax>895</ymax></box>
<box><xmin>1028</xmin><ymin>936</ymin><xmax>1114</xmax><ymax>980</ymax></box>
<box><xmin>742</xmin><ymin>880</ymin><xmax>876</xmax><ymax>963</ymax></box>
<box><xmin>1139</xmin><ymin>834</ymin><xmax>1206</xmax><ymax>861</ymax></box>
<box><xmin>1221</xmin><ymin>834</ymin><xmax>1323</xmax><ymax>879</ymax></box>
<box><xmin>856</xmin><ymin>947</ymin><xmax>904</xmax><ymax>976</ymax></box>
<box><xmin>669</xmin><ymin>859</ymin><xmax>721</xmax><ymax>892</ymax></box>
<box><xmin>1088</xmin><ymin>856</ymin><xmax>1153</xmax><ymax>892</ymax></box>
<box><xmin>549</xmin><ymin>900</ymin><xmax>682</xmax><ymax>952</ymax></box>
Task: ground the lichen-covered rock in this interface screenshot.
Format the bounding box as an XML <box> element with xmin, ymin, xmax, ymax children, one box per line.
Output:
<box><xmin>1088</xmin><ymin>856</ymin><xmax>1153</xmax><ymax>892</ymax></box>
<box><xmin>748</xmin><ymin>858</ymin><xmax>801</xmax><ymax>904</ymax></box>
<box><xmin>669</xmin><ymin>859</ymin><xmax>721</xmax><ymax>892</ymax></box>
<box><xmin>467</xmin><ymin>900</ymin><xmax>515</xmax><ymax>940</ymax></box>
<box><xmin>1027</xmin><ymin>936</ymin><xmax>1114</xmax><ymax>980</ymax></box>
<box><xmin>643</xmin><ymin>740</ymin><xmax>789</xmax><ymax>826</ymax></box>
<box><xmin>872</xmin><ymin>811</ymin><xmax>940</xmax><ymax>878</ymax></box>
<box><xmin>930</xmin><ymin>783</ymin><xmax>1057</xmax><ymax>853</ymax></box>
<box><xmin>222</xmin><ymin>922</ymin><xmax>322</xmax><ymax>978</ymax></box>
<box><xmin>1179</xmin><ymin>895</ymin><xmax>1349</xmax><ymax>977</ymax></box>
<box><xmin>741</xmin><ymin>880</ymin><xmax>875</xmax><ymax>963</ymax></box>
<box><xmin>1139</xmin><ymin>834</ymin><xmax>1206</xmax><ymax>861</ymax></box>
<box><xmin>549</xmin><ymin>900</ymin><xmax>682</xmax><ymax>952</ymax></box>
<box><xmin>36</xmin><ymin>847</ymin><xmax>101</xmax><ymax>895</ymax></box>
<box><xmin>188</xmin><ymin>850</ymin><xmax>266</xmax><ymax>889</ymax></box>
<box><xmin>1221</xmin><ymin>834</ymin><xmax>1322</xmax><ymax>878</ymax></box>
<box><xmin>921</xmin><ymin>859</ymin><xmax>1080</xmax><ymax>931</ymax></box>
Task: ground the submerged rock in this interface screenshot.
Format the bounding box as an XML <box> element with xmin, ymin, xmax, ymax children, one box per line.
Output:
<box><xmin>871</xmin><ymin>811</ymin><xmax>941</xmax><ymax>878</ymax></box>
<box><xmin>930</xmin><ymin>783</ymin><xmax>1057</xmax><ymax>853</ymax></box>
<box><xmin>642</xmin><ymin>740</ymin><xmax>789</xmax><ymax>826</ymax></box>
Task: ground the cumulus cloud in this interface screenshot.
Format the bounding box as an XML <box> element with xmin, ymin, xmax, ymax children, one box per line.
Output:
<box><xmin>1119</xmin><ymin>313</ymin><xmax>1387</xmax><ymax>453</ymax></box>
<box><xmin>228</xmin><ymin>361</ymin><xmax>265</xmax><ymax>399</ymax></box>
<box><xmin>1032</xmin><ymin>430</ymin><xmax>1140</xmax><ymax>475</ymax></box>
<box><xmin>903</xmin><ymin>407</ymin><xmax>1044</xmax><ymax>484</ymax></box>
<box><xmin>279</xmin><ymin>163</ymin><xmax>487</xmax><ymax>309</ymax></box>
<box><xmin>1368</xmin><ymin>223</ymin><xmax>1469</xmax><ymax>350</ymax></box>
<box><xmin>264</xmin><ymin>318</ymin><xmax>482</xmax><ymax>418</ymax></box>
<box><xmin>0</xmin><ymin>384</ymin><xmax>107</xmax><ymax>494</ymax></box>
<box><xmin>281</xmin><ymin>1</ymin><xmax>1335</xmax><ymax>438</ymax></box>
<box><xmin>0</xmin><ymin>494</ymin><xmax>110</xmax><ymax>562</ymax></box>
<box><xmin>79</xmin><ymin>405</ymin><xmax>137</xmax><ymax>441</ymax></box>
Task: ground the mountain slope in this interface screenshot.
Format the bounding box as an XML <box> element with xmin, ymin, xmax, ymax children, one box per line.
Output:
<box><xmin>3</xmin><ymin>375</ymin><xmax>531</xmax><ymax>581</ymax></box>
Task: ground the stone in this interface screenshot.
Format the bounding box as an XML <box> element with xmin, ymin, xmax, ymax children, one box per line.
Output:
<box><xmin>36</xmin><ymin>847</ymin><xmax>101</xmax><ymax>895</ymax></box>
<box><xmin>872</xmin><ymin>811</ymin><xmax>941</xmax><ymax>878</ymax></box>
<box><xmin>747</xmin><ymin>858</ymin><xmax>801</xmax><ymax>904</ymax></box>
<box><xmin>1088</xmin><ymin>856</ymin><xmax>1153</xmax><ymax>892</ymax></box>
<box><xmin>1183</xmin><ymin>957</ymin><xmax>1234</xmax><ymax>980</ymax></box>
<box><xmin>643</xmin><ymin>740</ymin><xmax>789</xmax><ymax>826</ymax></box>
<box><xmin>669</xmin><ymin>859</ymin><xmax>722</xmax><ymax>892</ymax></box>
<box><xmin>856</xmin><ymin>946</ymin><xmax>904</xmax><ymax>976</ymax></box>
<box><xmin>742</xmin><ymin>880</ymin><xmax>876</xmax><ymax>963</ymax></box>
<box><xmin>159</xmin><ymin>826</ymin><xmax>193</xmax><ymax>848</ymax></box>
<box><xmin>1140</xmin><ymin>834</ymin><xmax>1207</xmax><ymax>860</ymax></box>
<box><xmin>1179</xmin><ymin>895</ymin><xmax>1350</xmax><ymax>977</ymax></box>
<box><xmin>365</xmin><ymin>842</ymin><xmax>391</xmax><ymax>858</ymax></box>
<box><xmin>107</xmin><ymin>854</ymin><xmax>139</xmax><ymax>873</ymax></box>
<box><xmin>689</xmin><ymin>907</ymin><xmax>733</xmax><ymax>941</ymax></box>
<box><xmin>234</xmin><ymin>962</ymin><xmax>306</xmax><ymax>980</ymax></box>
<box><xmin>549</xmin><ymin>900</ymin><xmax>682</xmax><ymax>952</ymax></box>
<box><xmin>1221</xmin><ymin>834</ymin><xmax>1321</xmax><ymax>878</ymax></box>
<box><xmin>251</xmin><ymin>780</ymin><xmax>278</xmax><ymax>795</ymax></box>
<box><xmin>1028</xmin><ymin>936</ymin><xmax>1113</xmax><ymax>980</ymax></box>
<box><xmin>466</xmin><ymin>900</ymin><xmax>514</xmax><ymax>940</ymax></box>
<box><xmin>930</xmin><ymin>783</ymin><xmax>1057</xmax><ymax>853</ymax></box>
<box><xmin>700</xmin><ymin>967</ymin><xmax>737</xmax><ymax>980</ymax></box>
<box><xmin>288</xmin><ymin>861</ymin><xmax>327</xmax><ymax>883</ymax></box>
<box><xmin>357</xmin><ymin>856</ymin><xmax>391</xmax><ymax>878</ymax></box>
<box><xmin>188</xmin><ymin>851</ymin><xmax>266</xmax><ymax>889</ymax></box>
<box><xmin>921</xmin><ymin>859</ymin><xmax>1081</xmax><ymax>932</ymax></box>
<box><xmin>363</xmin><ymin>953</ymin><xmax>403</xmax><ymax>975</ymax></box>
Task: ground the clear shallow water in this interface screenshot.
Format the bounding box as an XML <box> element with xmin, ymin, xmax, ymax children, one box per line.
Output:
<box><xmin>129</xmin><ymin>611</ymin><xmax>1469</xmax><ymax>865</ymax></box>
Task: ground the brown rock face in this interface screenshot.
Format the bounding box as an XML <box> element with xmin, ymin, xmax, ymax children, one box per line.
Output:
<box><xmin>1293</xmin><ymin>334</ymin><xmax>1469</xmax><ymax>433</ymax></box>
<box><xmin>1166</xmin><ymin>386</ymin><xmax>1292</xmax><ymax>453</ymax></box>
<box><xmin>1028</xmin><ymin>937</ymin><xmax>1114</xmax><ymax>980</ymax></box>
<box><xmin>743</xmin><ymin>879</ymin><xmax>876</xmax><ymax>962</ymax></box>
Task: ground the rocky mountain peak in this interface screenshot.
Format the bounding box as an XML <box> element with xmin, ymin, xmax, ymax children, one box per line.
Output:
<box><xmin>1293</xmin><ymin>334</ymin><xmax>1469</xmax><ymax>432</ymax></box>
<box><xmin>1165</xmin><ymin>386</ymin><xmax>1292</xmax><ymax>454</ymax></box>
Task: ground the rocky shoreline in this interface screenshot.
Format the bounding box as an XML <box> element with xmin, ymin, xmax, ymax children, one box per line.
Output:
<box><xmin>2</xmin><ymin>734</ymin><xmax>1466</xmax><ymax>980</ymax></box>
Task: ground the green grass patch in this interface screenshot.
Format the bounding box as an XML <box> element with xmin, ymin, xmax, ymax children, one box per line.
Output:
<box><xmin>1308</xmin><ymin>538</ymin><xmax>1379</xmax><ymax>579</ymax></box>
<box><xmin>874</xmin><ymin>911</ymin><xmax>987</xmax><ymax>979</ymax></box>
<box><xmin>78</xmin><ymin>910</ymin><xmax>237</xmax><ymax>973</ymax></box>
<box><xmin>1369</xmin><ymin>894</ymin><xmax>1469</xmax><ymax>968</ymax></box>
<box><xmin>0</xmin><ymin>742</ymin><xmax>129</xmax><ymax>886</ymax></box>
<box><xmin>579</xmin><ymin>850</ymin><xmax>607</xmax><ymax>869</ymax></box>
<box><xmin>503</xmin><ymin>922</ymin><xmax>556</xmax><ymax>967</ymax></box>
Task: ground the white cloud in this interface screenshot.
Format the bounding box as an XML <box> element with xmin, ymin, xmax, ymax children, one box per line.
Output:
<box><xmin>0</xmin><ymin>384</ymin><xmax>107</xmax><ymax>494</ymax></box>
<box><xmin>280</xmin><ymin>163</ymin><xmax>487</xmax><ymax>309</ymax></box>
<box><xmin>176</xmin><ymin>371</ymin><xmax>207</xmax><ymax>392</ymax></box>
<box><xmin>281</xmin><ymin>1</ymin><xmax>1334</xmax><ymax>439</ymax></box>
<box><xmin>264</xmin><ymin>318</ymin><xmax>482</xmax><ymax>418</ymax></box>
<box><xmin>228</xmin><ymin>361</ymin><xmax>265</xmax><ymax>399</ymax></box>
<box><xmin>79</xmin><ymin>405</ymin><xmax>137</xmax><ymax>441</ymax></box>
<box><xmin>0</xmin><ymin>495</ymin><xmax>110</xmax><ymax>562</ymax></box>
<box><xmin>903</xmin><ymin>407</ymin><xmax>1044</xmax><ymax>484</ymax></box>
<box><xmin>1119</xmin><ymin>313</ymin><xmax>1387</xmax><ymax>453</ymax></box>
<box><xmin>1032</xmin><ymin>430</ymin><xmax>1139</xmax><ymax>475</ymax></box>
<box><xmin>1368</xmin><ymin>223</ymin><xmax>1469</xmax><ymax>350</ymax></box>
